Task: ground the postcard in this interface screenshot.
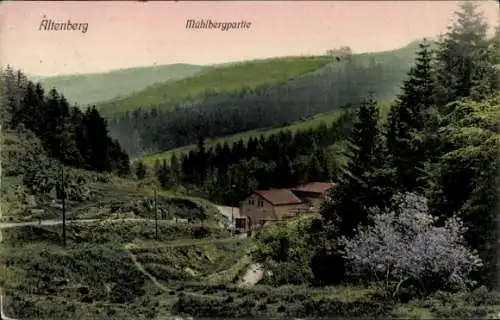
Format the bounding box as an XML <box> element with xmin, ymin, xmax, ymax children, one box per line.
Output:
<box><xmin>0</xmin><ymin>1</ymin><xmax>499</xmax><ymax>319</ymax></box>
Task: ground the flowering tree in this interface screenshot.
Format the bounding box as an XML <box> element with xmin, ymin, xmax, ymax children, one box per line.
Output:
<box><xmin>342</xmin><ymin>192</ymin><xmax>482</xmax><ymax>298</ymax></box>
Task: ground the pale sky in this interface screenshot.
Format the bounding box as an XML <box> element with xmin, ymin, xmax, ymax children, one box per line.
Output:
<box><xmin>1</xmin><ymin>1</ymin><xmax>498</xmax><ymax>77</ymax></box>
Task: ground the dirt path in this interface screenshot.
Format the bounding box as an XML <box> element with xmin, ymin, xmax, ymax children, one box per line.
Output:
<box><xmin>130</xmin><ymin>234</ymin><xmax>246</xmax><ymax>250</ymax></box>
<box><xmin>123</xmin><ymin>234</ymin><xmax>242</xmax><ymax>288</ymax></box>
<box><xmin>238</xmin><ymin>263</ymin><xmax>264</xmax><ymax>287</ymax></box>
<box><xmin>124</xmin><ymin>243</ymin><xmax>171</xmax><ymax>293</ymax></box>
<box><xmin>0</xmin><ymin>217</ymin><xmax>176</xmax><ymax>230</ymax></box>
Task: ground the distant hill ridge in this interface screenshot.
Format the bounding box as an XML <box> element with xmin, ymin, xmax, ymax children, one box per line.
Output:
<box><xmin>27</xmin><ymin>39</ymin><xmax>433</xmax><ymax>114</ymax></box>
<box><xmin>97</xmin><ymin>39</ymin><xmax>434</xmax><ymax>118</ymax></box>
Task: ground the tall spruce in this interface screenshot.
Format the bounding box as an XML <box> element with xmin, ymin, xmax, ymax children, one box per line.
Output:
<box><xmin>135</xmin><ymin>161</ymin><xmax>147</xmax><ymax>180</ymax></box>
<box><xmin>386</xmin><ymin>40</ymin><xmax>437</xmax><ymax>192</ymax></box>
<box><xmin>312</xmin><ymin>95</ymin><xmax>392</xmax><ymax>285</ymax></box>
<box><xmin>434</xmin><ymin>1</ymin><xmax>496</xmax><ymax>104</ymax></box>
<box><xmin>196</xmin><ymin>135</ymin><xmax>207</xmax><ymax>183</ymax></box>
<box><xmin>321</xmin><ymin>95</ymin><xmax>392</xmax><ymax>237</ymax></box>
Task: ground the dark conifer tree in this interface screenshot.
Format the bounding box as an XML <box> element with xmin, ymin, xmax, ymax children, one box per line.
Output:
<box><xmin>434</xmin><ymin>1</ymin><xmax>496</xmax><ymax>104</ymax></box>
<box><xmin>153</xmin><ymin>159</ymin><xmax>162</xmax><ymax>176</ymax></box>
<box><xmin>158</xmin><ymin>160</ymin><xmax>175</xmax><ymax>188</ymax></box>
<box><xmin>196</xmin><ymin>135</ymin><xmax>207</xmax><ymax>183</ymax></box>
<box><xmin>321</xmin><ymin>95</ymin><xmax>392</xmax><ymax>237</ymax></box>
<box><xmin>170</xmin><ymin>152</ymin><xmax>180</xmax><ymax>182</ymax></box>
<box><xmin>308</xmin><ymin>156</ymin><xmax>324</xmax><ymax>182</ymax></box>
<box><xmin>386</xmin><ymin>40</ymin><xmax>438</xmax><ymax>192</ymax></box>
<box><xmin>84</xmin><ymin>106</ymin><xmax>112</xmax><ymax>171</ymax></box>
<box><xmin>135</xmin><ymin>161</ymin><xmax>147</xmax><ymax>180</ymax></box>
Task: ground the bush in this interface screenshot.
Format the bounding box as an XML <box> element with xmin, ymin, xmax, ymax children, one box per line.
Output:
<box><xmin>263</xmin><ymin>262</ymin><xmax>312</xmax><ymax>286</ymax></box>
<box><xmin>192</xmin><ymin>226</ymin><xmax>211</xmax><ymax>239</ymax></box>
<box><xmin>343</xmin><ymin>192</ymin><xmax>482</xmax><ymax>299</ymax></box>
<box><xmin>293</xmin><ymin>297</ymin><xmax>391</xmax><ymax>318</ymax></box>
<box><xmin>466</xmin><ymin>286</ymin><xmax>500</xmax><ymax>306</ymax></box>
<box><xmin>253</xmin><ymin>218</ymin><xmax>315</xmax><ymax>285</ymax></box>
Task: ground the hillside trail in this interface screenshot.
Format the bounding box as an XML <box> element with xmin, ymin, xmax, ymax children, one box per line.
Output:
<box><xmin>123</xmin><ymin>234</ymin><xmax>244</xmax><ymax>289</ymax></box>
<box><xmin>0</xmin><ymin>205</ymin><xmax>233</xmax><ymax>230</ymax></box>
<box><xmin>0</xmin><ymin>217</ymin><xmax>175</xmax><ymax>229</ymax></box>
<box><xmin>124</xmin><ymin>243</ymin><xmax>171</xmax><ymax>293</ymax></box>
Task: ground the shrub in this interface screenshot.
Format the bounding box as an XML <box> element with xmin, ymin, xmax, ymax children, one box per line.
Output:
<box><xmin>343</xmin><ymin>192</ymin><xmax>482</xmax><ymax>299</ymax></box>
<box><xmin>466</xmin><ymin>286</ymin><xmax>500</xmax><ymax>306</ymax></box>
<box><xmin>192</xmin><ymin>226</ymin><xmax>211</xmax><ymax>238</ymax></box>
<box><xmin>253</xmin><ymin>218</ymin><xmax>315</xmax><ymax>285</ymax></box>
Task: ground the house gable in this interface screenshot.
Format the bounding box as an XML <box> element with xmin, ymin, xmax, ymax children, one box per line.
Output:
<box><xmin>239</xmin><ymin>183</ymin><xmax>336</xmax><ymax>229</ymax></box>
<box><xmin>240</xmin><ymin>193</ymin><xmax>279</xmax><ymax>224</ymax></box>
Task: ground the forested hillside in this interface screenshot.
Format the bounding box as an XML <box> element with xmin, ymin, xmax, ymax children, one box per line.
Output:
<box><xmin>140</xmin><ymin>100</ymin><xmax>393</xmax><ymax>166</ymax></box>
<box><xmin>143</xmin><ymin>0</ymin><xmax>500</xmax><ymax>298</ymax></box>
<box><xmin>108</xmin><ymin>41</ymin><xmax>424</xmax><ymax>157</ymax></box>
<box><xmin>35</xmin><ymin>63</ymin><xmax>208</xmax><ymax>107</ymax></box>
<box><xmin>1</xmin><ymin>67</ymin><xmax>130</xmax><ymax>174</ymax></box>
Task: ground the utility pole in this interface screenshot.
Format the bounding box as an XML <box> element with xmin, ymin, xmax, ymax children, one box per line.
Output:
<box><xmin>0</xmin><ymin>125</ymin><xmax>2</xmax><ymax>222</ymax></box>
<box><xmin>61</xmin><ymin>164</ymin><xmax>66</xmax><ymax>247</ymax></box>
<box><xmin>154</xmin><ymin>188</ymin><xmax>158</xmax><ymax>240</ymax></box>
<box><xmin>57</xmin><ymin>108</ymin><xmax>67</xmax><ymax>247</ymax></box>
<box><xmin>231</xmin><ymin>184</ymin><xmax>236</xmax><ymax>236</ymax></box>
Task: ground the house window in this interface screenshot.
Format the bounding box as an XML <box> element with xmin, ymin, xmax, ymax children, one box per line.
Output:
<box><xmin>258</xmin><ymin>199</ymin><xmax>264</xmax><ymax>207</ymax></box>
<box><xmin>248</xmin><ymin>198</ymin><xmax>255</xmax><ymax>205</ymax></box>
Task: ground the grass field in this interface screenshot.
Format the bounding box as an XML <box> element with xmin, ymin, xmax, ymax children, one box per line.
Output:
<box><xmin>34</xmin><ymin>63</ymin><xmax>208</xmax><ymax>107</ymax></box>
<box><xmin>139</xmin><ymin>100</ymin><xmax>394</xmax><ymax>165</ymax></box>
<box><xmin>97</xmin><ymin>56</ymin><xmax>333</xmax><ymax>117</ymax></box>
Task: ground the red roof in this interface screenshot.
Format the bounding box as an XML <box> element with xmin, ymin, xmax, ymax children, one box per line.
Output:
<box><xmin>292</xmin><ymin>182</ymin><xmax>336</xmax><ymax>194</ymax></box>
<box><xmin>255</xmin><ymin>189</ymin><xmax>303</xmax><ymax>206</ymax></box>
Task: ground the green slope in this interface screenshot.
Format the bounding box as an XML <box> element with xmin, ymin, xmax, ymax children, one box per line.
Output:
<box><xmin>34</xmin><ymin>63</ymin><xmax>208</xmax><ymax>107</ymax></box>
<box><xmin>98</xmin><ymin>56</ymin><xmax>333</xmax><ymax>117</ymax></box>
<box><xmin>139</xmin><ymin>100</ymin><xmax>394</xmax><ymax>166</ymax></box>
<box><xmin>100</xmin><ymin>41</ymin><xmax>428</xmax><ymax>119</ymax></box>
